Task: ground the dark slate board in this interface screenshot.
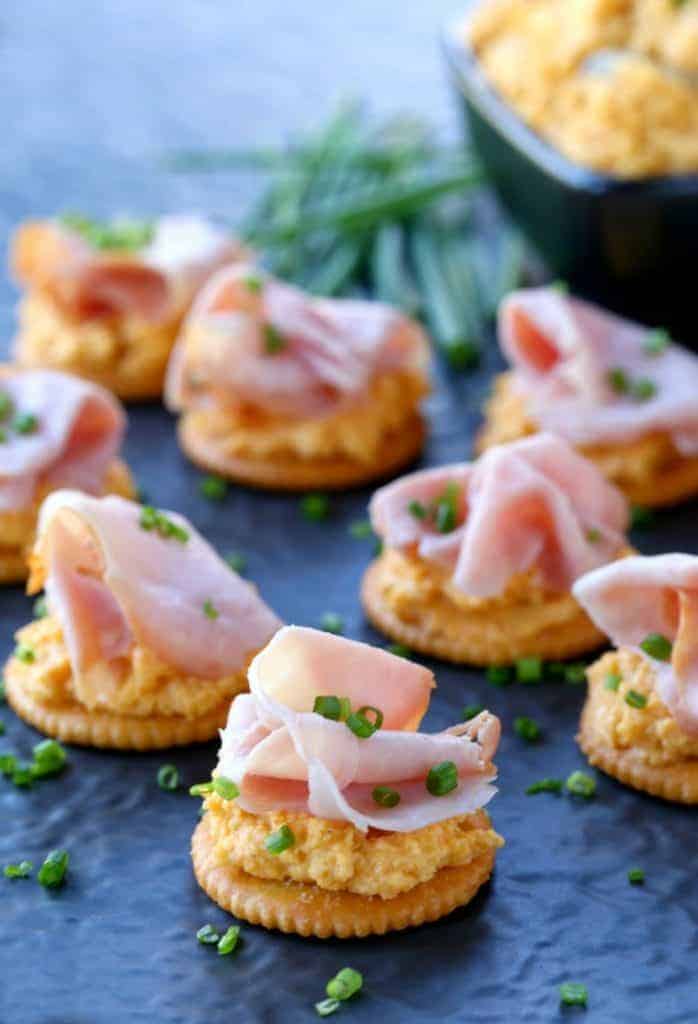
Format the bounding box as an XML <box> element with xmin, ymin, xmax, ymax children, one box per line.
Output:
<box><xmin>1</xmin><ymin>3</ymin><xmax>697</xmax><ymax>1023</ymax></box>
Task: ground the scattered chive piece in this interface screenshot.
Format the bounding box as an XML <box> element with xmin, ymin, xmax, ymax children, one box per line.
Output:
<box><xmin>625</xmin><ymin>690</ymin><xmax>647</xmax><ymax>710</ymax></box>
<box><xmin>631</xmin><ymin>377</ymin><xmax>656</xmax><ymax>402</ymax></box>
<box><xmin>628</xmin><ymin>868</ymin><xmax>645</xmax><ymax>885</ymax></box>
<box><xmin>348</xmin><ymin>519</ymin><xmax>372</xmax><ymax>539</ymax></box>
<box><xmin>300</xmin><ymin>492</ymin><xmax>330</xmax><ymax>522</ymax></box>
<box><xmin>313</xmin><ymin>695</ymin><xmax>351</xmax><ymax>722</ymax></box>
<box><xmin>346</xmin><ymin>705</ymin><xmax>383</xmax><ymax>739</ymax></box>
<box><xmin>387</xmin><ymin>643</ymin><xmax>411</xmax><ymax>659</ymax></box>
<box><xmin>189</xmin><ymin>782</ymin><xmax>214</xmax><ymax>797</ymax></box>
<box><xmin>0</xmin><ymin>721</ymin><xmax>4</xmax><ymax>736</ymax></box>
<box><xmin>14</xmin><ymin>644</ymin><xmax>35</xmax><ymax>664</ymax></box>
<box><xmin>630</xmin><ymin>505</ymin><xmax>655</xmax><ymax>530</ymax></box>
<box><xmin>463</xmin><ymin>703</ymin><xmax>484</xmax><ymax>721</ymax></box>
<box><xmin>33</xmin><ymin>595</ymin><xmax>48</xmax><ymax>619</ymax></box>
<box><xmin>212</xmin><ymin>776</ymin><xmax>239</xmax><ymax>801</ymax></box>
<box><xmin>516</xmin><ymin>657</ymin><xmax>543</xmax><ymax>684</ymax></box>
<box><xmin>199</xmin><ymin>475</ymin><xmax>228</xmax><ymax>501</ymax></box>
<box><xmin>0</xmin><ymin>391</ymin><xmax>13</xmax><ymax>420</ymax></box>
<box><xmin>514</xmin><ymin>716</ymin><xmax>541</xmax><ymax>742</ymax></box>
<box><xmin>263</xmin><ymin>323</ymin><xmax>287</xmax><ymax>354</ymax></box>
<box><xmin>608</xmin><ymin>367</ymin><xmax>629</xmax><ymax>394</ymax></box>
<box><xmin>372</xmin><ymin>785</ymin><xmax>401</xmax><ymax>808</ymax></box>
<box><xmin>13</xmin><ymin>412</ymin><xmax>39</xmax><ymax>435</ymax></box>
<box><xmin>0</xmin><ymin>678</ymin><xmax>5</xmax><ymax>702</ymax></box>
<box><xmin>196</xmin><ymin>924</ymin><xmax>220</xmax><ymax>945</ymax></box>
<box><xmin>12</xmin><ymin>763</ymin><xmax>34</xmax><ymax>787</ymax></box>
<box><xmin>4</xmin><ymin>860</ymin><xmax>33</xmax><ymax>879</ymax></box>
<box><xmin>225</xmin><ymin>551</ymin><xmax>246</xmax><ymax>574</ymax></box>
<box><xmin>564</xmin><ymin>663</ymin><xmax>587</xmax><ymax>686</ymax></box>
<box><xmin>0</xmin><ymin>753</ymin><xmax>17</xmax><ymax>776</ymax></box>
<box><xmin>217</xmin><ymin>924</ymin><xmax>241</xmax><ymax>955</ymax></box>
<box><xmin>545</xmin><ymin>662</ymin><xmax>567</xmax><ymax>680</ymax></box>
<box><xmin>426</xmin><ymin>760</ymin><xmax>458</xmax><ymax>796</ymax></box>
<box><xmin>408</xmin><ymin>499</ymin><xmax>427</xmax><ymax>520</ymax></box>
<box><xmin>643</xmin><ymin>328</ymin><xmax>670</xmax><ymax>356</ymax></box>
<box><xmin>264</xmin><ymin>824</ymin><xmax>295</xmax><ymax>855</ymax></box>
<box><xmin>320</xmin><ymin>612</ymin><xmax>344</xmax><ymax>635</ymax></box>
<box><xmin>559</xmin><ymin>982</ymin><xmax>588</xmax><ymax>1008</ymax></box>
<box><xmin>604</xmin><ymin>672</ymin><xmax>622</xmax><ymax>692</ymax></box>
<box><xmin>316</xmin><ymin>999</ymin><xmax>342</xmax><ymax>1018</ymax></box>
<box><xmin>566</xmin><ymin>770</ymin><xmax>596</xmax><ymax>799</ymax></box>
<box><xmin>585</xmin><ymin>527</ymin><xmax>601</xmax><ymax>544</ymax></box>
<box><xmin>37</xmin><ymin>849</ymin><xmax>69</xmax><ymax>888</ymax></box>
<box><xmin>446</xmin><ymin>340</ymin><xmax>479</xmax><ymax>370</ymax></box>
<box><xmin>434</xmin><ymin>481</ymin><xmax>460</xmax><ymax>534</ymax></box>
<box><xmin>487</xmin><ymin>665</ymin><xmax>513</xmax><ymax>687</ymax></box>
<box><xmin>60</xmin><ymin>214</ymin><xmax>154</xmax><ymax>252</ymax></box>
<box><xmin>31</xmin><ymin>739</ymin><xmax>67</xmax><ymax>777</ymax></box>
<box><xmin>243</xmin><ymin>273</ymin><xmax>263</xmax><ymax>294</ymax></box>
<box><xmin>157</xmin><ymin>764</ymin><xmax>179</xmax><ymax>791</ymax></box>
<box><xmin>640</xmin><ymin>633</ymin><xmax>672</xmax><ymax>661</ymax></box>
<box><xmin>139</xmin><ymin>506</ymin><xmax>189</xmax><ymax>543</ymax></box>
<box><xmin>526</xmin><ymin>778</ymin><xmax>563</xmax><ymax>795</ymax></box>
<box><xmin>326</xmin><ymin>967</ymin><xmax>363</xmax><ymax>1002</ymax></box>
<box><xmin>203</xmin><ymin>599</ymin><xmax>219</xmax><ymax>621</ymax></box>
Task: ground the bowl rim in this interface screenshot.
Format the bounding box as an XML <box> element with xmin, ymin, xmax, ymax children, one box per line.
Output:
<box><xmin>442</xmin><ymin>16</ymin><xmax>698</xmax><ymax>198</ymax></box>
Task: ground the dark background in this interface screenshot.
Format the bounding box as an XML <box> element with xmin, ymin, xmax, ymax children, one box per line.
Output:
<box><xmin>1</xmin><ymin>3</ymin><xmax>697</xmax><ymax>1023</ymax></box>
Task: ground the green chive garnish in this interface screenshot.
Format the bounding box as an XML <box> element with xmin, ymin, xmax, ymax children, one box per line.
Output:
<box><xmin>203</xmin><ymin>599</ymin><xmax>219</xmax><ymax>620</ymax></box>
<box><xmin>313</xmin><ymin>695</ymin><xmax>351</xmax><ymax>721</ymax></box>
<box><xmin>14</xmin><ymin>644</ymin><xmax>35</xmax><ymax>664</ymax></box>
<box><xmin>189</xmin><ymin>781</ymin><xmax>214</xmax><ymax>797</ymax></box>
<box><xmin>625</xmin><ymin>690</ymin><xmax>647</xmax><ymax>710</ymax></box>
<box><xmin>487</xmin><ymin>665</ymin><xmax>513</xmax><ymax>687</ymax></box>
<box><xmin>608</xmin><ymin>367</ymin><xmax>629</xmax><ymax>394</ymax></box>
<box><xmin>559</xmin><ymin>982</ymin><xmax>588</xmax><ymax>1008</ymax></box>
<box><xmin>212</xmin><ymin>776</ymin><xmax>239</xmax><ymax>801</ymax></box>
<box><xmin>31</xmin><ymin>739</ymin><xmax>67</xmax><ymax>778</ymax></box>
<box><xmin>300</xmin><ymin>492</ymin><xmax>330</xmax><ymax>522</ymax></box>
<box><xmin>139</xmin><ymin>506</ymin><xmax>189</xmax><ymax>543</ymax></box>
<box><xmin>320</xmin><ymin>612</ymin><xmax>344</xmax><ymax>635</ymax></box>
<box><xmin>348</xmin><ymin>519</ymin><xmax>373</xmax><ymax>539</ymax></box>
<box><xmin>37</xmin><ymin>849</ymin><xmax>69</xmax><ymax>888</ymax></box>
<box><xmin>564</xmin><ymin>663</ymin><xmax>587</xmax><ymax>686</ymax></box>
<box><xmin>217</xmin><ymin>924</ymin><xmax>241</xmax><ymax>955</ymax></box>
<box><xmin>264</xmin><ymin>824</ymin><xmax>295</xmax><ymax>855</ymax></box>
<box><xmin>628</xmin><ymin>868</ymin><xmax>645</xmax><ymax>885</ymax></box>
<box><xmin>0</xmin><ymin>677</ymin><xmax>5</xmax><ymax>702</ymax></box>
<box><xmin>643</xmin><ymin>328</ymin><xmax>670</xmax><ymax>356</ymax></box>
<box><xmin>514</xmin><ymin>716</ymin><xmax>541</xmax><ymax>742</ymax></box>
<box><xmin>631</xmin><ymin>377</ymin><xmax>656</xmax><ymax>402</ymax></box>
<box><xmin>326</xmin><ymin>967</ymin><xmax>363</xmax><ymax>1002</ymax></box>
<box><xmin>516</xmin><ymin>657</ymin><xmax>543</xmax><ymax>684</ymax></box>
<box><xmin>434</xmin><ymin>481</ymin><xmax>459</xmax><ymax>533</ymax></box>
<box><xmin>3</xmin><ymin>860</ymin><xmax>33</xmax><ymax>879</ymax></box>
<box><xmin>0</xmin><ymin>721</ymin><xmax>4</xmax><ymax>736</ymax></box>
<box><xmin>525</xmin><ymin>778</ymin><xmax>563</xmax><ymax>795</ymax></box>
<box><xmin>640</xmin><ymin>633</ymin><xmax>672</xmax><ymax>661</ymax></box>
<box><xmin>0</xmin><ymin>392</ymin><xmax>13</xmax><ymax>421</ymax></box>
<box><xmin>199</xmin><ymin>475</ymin><xmax>228</xmax><ymax>501</ymax></box>
<box><xmin>426</xmin><ymin>760</ymin><xmax>458</xmax><ymax>796</ymax></box>
<box><xmin>630</xmin><ymin>505</ymin><xmax>655</xmax><ymax>530</ymax></box>
<box><xmin>196</xmin><ymin>924</ymin><xmax>220</xmax><ymax>945</ymax></box>
<box><xmin>157</xmin><ymin>764</ymin><xmax>179</xmax><ymax>791</ymax></box>
<box><xmin>604</xmin><ymin>672</ymin><xmax>622</xmax><ymax>691</ymax></box>
<box><xmin>13</xmin><ymin>412</ymin><xmax>39</xmax><ymax>435</ymax></box>
<box><xmin>33</xmin><ymin>594</ymin><xmax>48</xmax><ymax>619</ymax></box>
<box><xmin>463</xmin><ymin>703</ymin><xmax>484</xmax><ymax>721</ymax></box>
<box><xmin>346</xmin><ymin>705</ymin><xmax>383</xmax><ymax>739</ymax></box>
<box><xmin>566</xmin><ymin>770</ymin><xmax>596</xmax><ymax>799</ymax></box>
<box><xmin>264</xmin><ymin>324</ymin><xmax>287</xmax><ymax>354</ymax></box>
<box><xmin>12</xmin><ymin>763</ymin><xmax>34</xmax><ymax>788</ymax></box>
<box><xmin>408</xmin><ymin>499</ymin><xmax>427</xmax><ymax>520</ymax></box>
<box><xmin>0</xmin><ymin>753</ymin><xmax>17</xmax><ymax>776</ymax></box>
<box><xmin>387</xmin><ymin>643</ymin><xmax>411</xmax><ymax>659</ymax></box>
<box><xmin>243</xmin><ymin>273</ymin><xmax>263</xmax><ymax>294</ymax></box>
<box><xmin>225</xmin><ymin>551</ymin><xmax>246</xmax><ymax>574</ymax></box>
<box><xmin>372</xmin><ymin>785</ymin><xmax>401</xmax><ymax>807</ymax></box>
<box><xmin>585</xmin><ymin>527</ymin><xmax>601</xmax><ymax>543</ymax></box>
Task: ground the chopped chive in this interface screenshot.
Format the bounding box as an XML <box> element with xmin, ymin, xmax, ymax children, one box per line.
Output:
<box><xmin>13</xmin><ymin>412</ymin><xmax>39</xmax><ymax>435</ymax></box>
<box><xmin>217</xmin><ymin>924</ymin><xmax>241</xmax><ymax>955</ymax></box>
<box><xmin>4</xmin><ymin>860</ymin><xmax>33</xmax><ymax>879</ymax></box>
<box><xmin>643</xmin><ymin>328</ymin><xmax>670</xmax><ymax>356</ymax></box>
<box><xmin>628</xmin><ymin>868</ymin><xmax>645</xmax><ymax>885</ymax></box>
<box><xmin>426</xmin><ymin>760</ymin><xmax>458</xmax><ymax>796</ymax></box>
<box><xmin>196</xmin><ymin>923</ymin><xmax>220</xmax><ymax>945</ymax></box>
<box><xmin>559</xmin><ymin>982</ymin><xmax>587</xmax><ymax>1008</ymax></box>
<box><xmin>387</xmin><ymin>643</ymin><xmax>411</xmax><ymax>659</ymax></box>
<box><xmin>487</xmin><ymin>665</ymin><xmax>513</xmax><ymax>687</ymax></box>
<box><xmin>625</xmin><ymin>690</ymin><xmax>647</xmax><ymax>710</ymax></box>
<box><xmin>630</xmin><ymin>505</ymin><xmax>655</xmax><ymax>530</ymax></box>
<box><xmin>463</xmin><ymin>703</ymin><xmax>484</xmax><ymax>721</ymax></box>
<box><xmin>604</xmin><ymin>672</ymin><xmax>622</xmax><ymax>691</ymax></box>
<box><xmin>564</xmin><ymin>663</ymin><xmax>587</xmax><ymax>686</ymax></box>
<box><xmin>0</xmin><ymin>753</ymin><xmax>17</xmax><ymax>776</ymax></box>
<box><xmin>14</xmin><ymin>644</ymin><xmax>36</xmax><ymax>664</ymax></box>
<box><xmin>434</xmin><ymin>481</ymin><xmax>460</xmax><ymax>534</ymax></box>
<box><xmin>640</xmin><ymin>633</ymin><xmax>672</xmax><ymax>661</ymax></box>
<box><xmin>0</xmin><ymin>678</ymin><xmax>5</xmax><ymax>702</ymax></box>
<box><xmin>320</xmin><ymin>612</ymin><xmax>344</xmax><ymax>635</ymax></box>
<box><xmin>212</xmin><ymin>776</ymin><xmax>239</xmax><ymax>801</ymax></box>
<box><xmin>408</xmin><ymin>499</ymin><xmax>427</xmax><ymax>520</ymax></box>
<box><xmin>608</xmin><ymin>367</ymin><xmax>630</xmax><ymax>394</ymax></box>
<box><xmin>31</xmin><ymin>739</ymin><xmax>67</xmax><ymax>777</ymax></box>
<box><xmin>326</xmin><ymin>967</ymin><xmax>363</xmax><ymax>1002</ymax></box>
<box><xmin>300</xmin><ymin>492</ymin><xmax>330</xmax><ymax>522</ymax></box>
<box><xmin>157</xmin><ymin>764</ymin><xmax>180</xmax><ymax>791</ymax></box>
<box><xmin>264</xmin><ymin>824</ymin><xmax>295</xmax><ymax>855</ymax></box>
<box><xmin>263</xmin><ymin>323</ymin><xmax>287</xmax><ymax>354</ymax></box>
<box><xmin>585</xmin><ymin>527</ymin><xmax>601</xmax><ymax>544</ymax></box>
<box><xmin>631</xmin><ymin>377</ymin><xmax>656</xmax><ymax>402</ymax></box>
<box><xmin>37</xmin><ymin>849</ymin><xmax>69</xmax><ymax>888</ymax></box>
<box><xmin>203</xmin><ymin>599</ymin><xmax>219</xmax><ymax>621</ymax></box>
<box><xmin>189</xmin><ymin>781</ymin><xmax>214</xmax><ymax>797</ymax></box>
<box><xmin>0</xmin><ymin>391</ymin><xmax>13</xmax><ymax>421</ymax></box>
<box><xmin>0</xmin><ymin>721</ymin><xmax>4</xmax><ymax>736</ymax></box>
<box><xmin>446</xmin><ymin>340</ymin><xmax>479</xmax><ymax>370</ymax></box>
<box><xmin>516</xmin><ymin>657</ymin><xmax>543</xmax><ymax>684</ymax></box>
<box><xmin>243</xmin><ymin>273</ymin><xmax>263</xmax><ymax>294</ymax></box>
<box><xmin>525</xmin><ymin>778</ymin><xmax>563</xmax><ymax>795</ymax></box>
<box><xmin>33</xmin><ymin>595</ymin><xmax>48</xmax><ymax>619</ymax></box>
<box><xmin>372</xmin><ymin>785</ymin><xmax>400</xmax><ymax>808</ymax></box>
<box><xmin>346</xmin><ymin>705</ymin><xmax>383</xmax><ymax>739</ymax></box>
<box><xmin>225</xmin><ymin>551</ymin><xmax>246</xmax><ymax>574</ymax></box>
<box><xmin>514</xmin><ymin>716</ymin><xmax>541</xmax><ymax>742</ymax></box>
<box><xmin>139</xmin><ymin>506</ymin><xmax>189</xmax><ymax>543</ymax></box>
<box><xmin>348</xmin><ymin>519</ymin><xmax>372</xmax><ymax>539</ymax></box>
<box><xmin>199</xmin><ymin>475</ymin><xmax>228</xmax><ymax>501</ymax></box>
<box><xmin>316</xmin><ymin>999</ymin><xmax>342</xmax><ymax>1017</ymax></box>
<box><xmin>12</xmin><ymin>763</ymin><xmax>34</xmax><ymax>788</ymax></box>
<box><xmin>545</xmin><ymin>662</ymin><xmax>567</xmax><ymax>680</ymax></box>
<box><xmin>313</xmin><ymin>695</ymin><xmax>351</xmax><ymax>721</ymax></box>
<box><xmin>566</xmin><ymin>770</ymin><xmax>596</xmax><ymax>799</ymax></box>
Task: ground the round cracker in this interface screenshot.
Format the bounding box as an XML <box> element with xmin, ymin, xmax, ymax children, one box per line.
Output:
<box><xmin>361</xmin><ymin>558</ymin><xmax>606</xmax><ymax>666</ymax></box>
<box><xmin>177</xmin><ymin>412</ymin><xmax>426</xmax><ymax>492</ymax></box>
<box><xmin>191</xmin><ymin>815</ymin><xmax>497</xmax><ymax>938</ymax></box>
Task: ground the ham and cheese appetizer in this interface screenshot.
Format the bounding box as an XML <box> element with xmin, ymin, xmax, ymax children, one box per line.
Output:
<box><xmin>4</xmin><ymin>491</ymin><xmax>281</xmax><ymax>749</ymax></box>
<box><xmin>165</xmin><ymin>263</ymin><xmax>430</xmax><ymax>490</ymax></box>
<box><xmin>363</xmin><ymin>433</ymin><xmax>632</xmax><ymax>665</ymax></box>
<box><xmin>0</xmin><ymin>366</ymin><xmax>134</xmax><ymax>584</ymax></box>
<box><xmin>574</xmin><ymin>555</ymin><xmax>698</xmax><ymax>803</ymax></box>
<box><xmin>11</xmin><ymin>214</ymin><xmax>246</xmax><ymax>400</ymax></box>
<box><xmin>191</xmin><ymin>626</ymin><xmax>503</xmax><ymax>938</ymax></box>
<box><xmin>478</xmin><ymin>286</ymin><xmax>698</xmax><ymax>506</ymax></box>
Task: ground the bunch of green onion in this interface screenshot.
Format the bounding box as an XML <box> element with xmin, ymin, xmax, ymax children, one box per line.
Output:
<box><xmin>166</xmin><ymin>101</ymin><xmax>526</xmax><ymax>369</ymax></box>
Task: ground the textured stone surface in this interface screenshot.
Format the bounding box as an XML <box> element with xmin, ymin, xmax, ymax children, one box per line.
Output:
<box><xmin>1</xmin><ymin>3</ymin><xmax>697</xmax><ymax>1023</ymax></box>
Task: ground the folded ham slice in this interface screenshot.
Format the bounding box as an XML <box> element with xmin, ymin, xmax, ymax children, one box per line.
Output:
<box><xmin>499</xmin><ymin>286</ymin><xmax>698</xmax><ymax>453</ymax></box>
<box><xmin>0</xmin><ymin>369</ymin><xmax>125</xmax><ymax>513</ymax></box>
<box><xmin>217</xmin><ymin>626</ymin><xmax>499</xmax><ymax>832</ymax></box>
<box><xmin>33</xmin><ymin>491</ymin><xmax>281</xmax><ymax>680</ymax></box>
<box><xmin>164</xmin><ymin>263</ymin><xmax>429</xmax><ymax>419</ymax></box>
<box><xmin>12</xmin><ymin>214</ymin><xmax>244</xmax><ymax>324</ymax></box>
<box><xmin>370</xmin><ymin>433</ymin><xmax>629</xmax><ymax>597</ymax></box>
<box><xmin>573</xmin><ymin>555</ymin><xmax>698</xmax><ymax>736</ymax></box>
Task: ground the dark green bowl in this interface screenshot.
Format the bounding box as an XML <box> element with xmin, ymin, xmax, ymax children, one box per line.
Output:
<box><xmin>443</xmin><ymin>24</ymin><xmax>698</xmax><ymax>341</ymax></box>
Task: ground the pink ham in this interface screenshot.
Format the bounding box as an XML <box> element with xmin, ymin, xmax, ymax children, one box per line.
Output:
<box><xmin>370</xmin><ymin>434</ymin><xmax>629</xmax><ymax>597</ymax></box>
<box><xmin>216</xmin><ymin>626</ymin><xmax>500</xmax><ymax>832</ymax></box>
<box><xmin>573</xmin><ymin>555</ymin><xmax>698</xmax><ymax>735</ymax></box>
<box><xmin>164</xmin><ymin>263</ymin><xmax>429</xmax><ymax>419</ymax></box>
<box><xmin>0</xmin><ymin>369</ymin><xmax>125</xmax><ymax>512</ymax></box>
<box><xmin>499</xmin><ymin>286</ymin><xmax>698</xmax><ymax>453</ymax></box>
<box><xmin>35</xmin><ymin>491</ymin><xmax>282</xmax><ymax>680</ymax></box>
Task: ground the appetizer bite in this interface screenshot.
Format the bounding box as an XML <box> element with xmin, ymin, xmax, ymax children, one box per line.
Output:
<box><xmin>192</xmin><ymin>626</ymin><xmax>502</xmax><ymax>938</ymax></box>
<box><xmin>0</xmin><ymin>366</ymin><xmax>134</xmax><ymax>584</ymax></box>
<box><xmin>478</xmin><ymin>286</ymin><xmax>698</xmax><ymax>506</ymax></box>
<box><xmin>574</xmin><ymin>555</ymin><xmax>698</xmax><ymax>804</ymax></box>
<box><xmin>363</xmin><ymin>434</ymin><xmax>632</xmax><ymax>665</ymax></box>
<box><xmin>12</xmin><ymin>214</ymin><xmax>245</xmax><ymax>400</ymax></box>
<box><xmin>165</xmin><ymin>264</ymin><xmax>430</xmax><ymax>490</ymax></box>
<box><xmin>4</xmin><ymin>491</ymin><xmax>281</xmax><ymax>748</ymax></box>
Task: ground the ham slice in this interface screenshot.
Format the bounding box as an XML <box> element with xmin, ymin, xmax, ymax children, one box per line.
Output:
<box><xmin>573</xmin><ymin>555</ymin><xmax>698</xmax><ymax>736</ymax></box>
<box><xmin>0</xmin><ymin>369</ymin><xmax>125</xmax><ymax>512</ymax></box>
<box><xmin>164</xmin><ymin>263</ymin><xmax>429</xmax><ymax>419</ymax></box>
<box><xmin>370</xmin><ymin>433</ymin><xmax>629</xmax><ymax>597</ymax></box>
<box><xmin>217</xmin><ymin>626</ymin><xmax>499</xmax><ymax>832</ymax></box>
<box><xmin>499</xmin><ymin>286</ymin><xmax>698</xmax><ymax>453</ymax></box>
<box><xmin>33</xmin><ymin>491</ymin><xmax>281</xmax><ymax>680</ymax></box>
<box><xmin>12</xmin><ymin>215</ymin><xmax>243</xmax><ymax>323</ymax></box>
